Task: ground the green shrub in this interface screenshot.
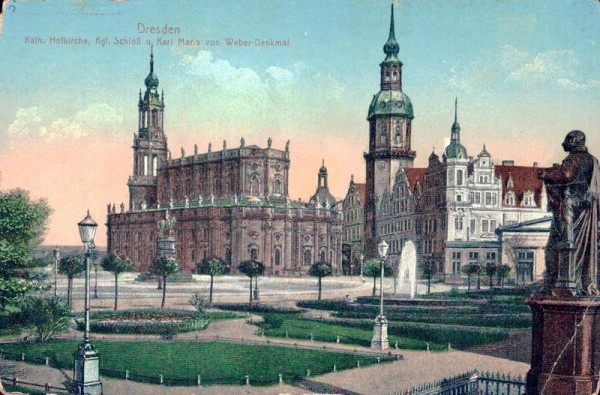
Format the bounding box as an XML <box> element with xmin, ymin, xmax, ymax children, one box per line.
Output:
<box><xmin>134</xmin><ymin>272</ymin><xmax>154</xmax><ymax>282</ymax></box>
<box><xmin>213</xmin><ymin>303</ymin><xmax>302</xmax><ymax>314</ymax></box>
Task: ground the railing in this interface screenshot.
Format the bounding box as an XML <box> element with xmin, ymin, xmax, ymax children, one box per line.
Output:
<box><xmin>398</xmin><ymin>370</ymin><xmax>525</xmax><ymax>395</ymax></box>
<box><xmin>1</xmin><ymin>376</ymin><xmax>69</xmax><ymax>394</ymax></box>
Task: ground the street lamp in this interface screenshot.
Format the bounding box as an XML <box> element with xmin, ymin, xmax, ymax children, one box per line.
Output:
<box><xmin>371</xmin><ymin>239</ymin><xmax>389</xmax><ymax>350</ymax></box>
<box><xmin>360</xmin><ymin>253</ymin><xmax>364</xmax><ymax>278</ymax></box>
<box><xmin>53</xmin><ymin>248</ymin><xmax>60</xmax><ymax>298</ymax></box>
<box><xmin>90</xmin><ymin>243</ymin><xmax>98</xmax><ymax>299</ymax></box>
<box><xmin>73</xmin><ymin>210</ymin><xmax>103</xmax><ymax>395</ymax></box>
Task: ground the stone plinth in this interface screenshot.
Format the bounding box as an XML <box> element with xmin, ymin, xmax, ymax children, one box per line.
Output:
<box><xmin>157</xmin><ymin>236</ymin><xmax>176</xmax><ymax>259</ymax></box>
<box><xmin>73</xmin><ymin>342</ymin><xmax>103</xmax><ymax>395</ymax></box>
<box><xmin>371</xmin><ymin>314</ymin><xmax>389</xmax><ymax>350</ymax></box>
<box><xmin>526</xmin><ymin>296</ymin><xmax>600</xmax><ymax>395</ymax></box>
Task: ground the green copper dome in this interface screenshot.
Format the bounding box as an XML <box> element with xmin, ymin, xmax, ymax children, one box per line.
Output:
<box><xmin>444</xmin><ymin>141</ymin><xmax>468</xmax><ymax>160</ymax></box>
<box><xmin>368</xmin><ymin>90</ymin><xmax>414</xmax><ymax>119</ymax></box>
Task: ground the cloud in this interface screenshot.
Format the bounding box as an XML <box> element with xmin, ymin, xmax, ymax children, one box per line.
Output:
<box><xmin>173</xmin><ymin>51</ymin><xmax>346</xmax><ymax>134</ymax></box>
<box><xmin>447</xmin><ymin>45</ymin><xmax>599</xmax><ymax>94</ymax></box>
<box><xmin>500</xmin><ymin>45</ymin><xmax>597</xmax><ymax>91</ymax></box>
<box><xmin>6</xmin><ymin>103</ymin><xmax>124</xmax><ymax>143</ymax></box>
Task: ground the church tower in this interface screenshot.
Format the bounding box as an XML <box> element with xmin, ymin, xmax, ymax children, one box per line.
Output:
<box><xmin>128</xmin><ymin>48</ymin><xmax>169</xmax><ymax>211</ymax></box>
<box><xmin>364</xmin><ymin>5</ymin><xmax>415</xmax><ymax>257</ymax></box>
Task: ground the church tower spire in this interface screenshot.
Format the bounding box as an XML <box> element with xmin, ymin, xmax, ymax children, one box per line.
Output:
<box><xmin>364</xmin><ymin>4</ymin><xmax>415</xmax><ymax>258</ymax></box>
<box><xmin>383</xmin><ymin>4</ymin><xmax>400</xmax><ymax>61</ymax></box>
<box><xmin>128</xmin><ymin>49</ymin><xmax>169</xmax><ymax>211</ymax></box>
<box><xmin>451</xmin><ymin>97</ymin><xmax>460</xmax><ymax>142</ymax></box>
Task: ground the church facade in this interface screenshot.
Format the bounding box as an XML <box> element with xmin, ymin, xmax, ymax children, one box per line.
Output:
<box><xmin>107</xmin><ymin>51</ymin><xmax>343</xmax><ymax>275</ymax></box>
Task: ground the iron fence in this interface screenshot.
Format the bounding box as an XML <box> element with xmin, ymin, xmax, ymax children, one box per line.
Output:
<box><xmin>399</xmin><ymin>370</ymin><xmax>525</xmax><ymax>395</ymax></box>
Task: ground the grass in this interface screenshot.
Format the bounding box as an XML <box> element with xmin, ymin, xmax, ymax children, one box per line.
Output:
<box><xmin>0</xmin><ymin>340</ymin><xmax>384</xmax><ymax>386</ymax></box>
<box><xmin>2</xmin><ymin>383</ymin><xmax>46</xmax><ymax>395</ymax></box>
<box><xmin>256</xmin><ymin>313</ymin><xmax>447</xmax><ymax>351</ymax></box>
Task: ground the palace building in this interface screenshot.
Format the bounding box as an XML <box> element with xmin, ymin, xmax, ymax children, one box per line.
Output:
<box><xmin>107</xmin><ymin>50</ymin><xmax>343</xmax><ymax>275</ymax></box>
<box><xmin>341</xmin><ymin>5</ymin><xmax>550</xmax><ymax>282</ymax></box>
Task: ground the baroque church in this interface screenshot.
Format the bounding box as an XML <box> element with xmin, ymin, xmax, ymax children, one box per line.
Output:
<box><xmin>341</xmin><ymin>5</ymin><xmax>550</xmax><ymax>282</ymax></box>
<box><xmin>107</xmin><ymin>50</ymin><xmax>343</xmax><ymax>275</ymax></box>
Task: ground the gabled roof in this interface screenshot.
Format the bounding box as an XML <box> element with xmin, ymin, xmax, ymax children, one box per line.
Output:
<box><xmin>403</xmin><ymin>168</ymin><xmax>426</xmax><ymax>193</ymax></box>
<box><xmin>495</xmin><ymin>165</ymin><xmax>544</xmax><ymax>207</ymax></box>
<box><xmin>355</xmin><ymin>183</ymin><xmax>366</xmax><ymax>206</ymax></box>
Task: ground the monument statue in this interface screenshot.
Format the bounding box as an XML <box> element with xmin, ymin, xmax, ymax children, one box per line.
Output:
<box><xmin>157</xmin><ymin>211</ymin><xmax>177</xmax><ymax>238</ymax></box>
<box><xmin>538</xmin><ymin>130</ymin><xmax>600</xmax><ymax>295</ymax></box>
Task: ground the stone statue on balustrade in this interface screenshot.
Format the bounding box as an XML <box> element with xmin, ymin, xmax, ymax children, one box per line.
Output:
<box><xmin>538</xmin><ymin>130</ymin><xmax>600</xmax><ymax>295</ymax></box>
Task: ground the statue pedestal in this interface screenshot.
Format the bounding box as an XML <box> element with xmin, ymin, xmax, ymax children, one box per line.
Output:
<box><xmin>371</xmin><ymin>314</ymin><xmax>389</xmax><ymax>350</ymax></box>
<box><xmin>157</xmin><ymin>237</ymin><xmax>176</xmax><ymax>259</ymax></box>
<box><xmin>526</xmin><ymin>297</ymin><xmax>600</xmax><ymax>395</ymax></box>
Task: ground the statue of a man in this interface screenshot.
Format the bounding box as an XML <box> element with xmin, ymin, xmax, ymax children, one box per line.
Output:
<box><xmin>538</xmin><ymin>130</ymin><xmax>600</xmax><ymax>294</ymax></box>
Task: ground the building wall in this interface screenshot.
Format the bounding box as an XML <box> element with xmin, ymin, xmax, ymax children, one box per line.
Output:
<box><xmin>155</xmin><ymin>147</ymin><xmax>290</xmax><ymax>206</ymax></box>
<box><xmin>341</xmin><ymin>180</ymin><xmax>365</xmax><ymax>265</ymax></box>
<box><xmin>107</xmin><ymin>204</ymin><xmax>343</xmax><ymax>275</ymax></box>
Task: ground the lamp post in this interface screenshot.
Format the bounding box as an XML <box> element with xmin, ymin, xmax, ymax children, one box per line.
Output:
<box><xmin>371</xmin><ymin>240</ymin><xmax>389</xmax><ymax>350</ymax></box>
<box><xmin>91</xmin><ymin>243</ymin><xmax>98</xmax><ymax>300</ymax></box>
<box><xmin>53</xmin><ymin>248</ymin><xmax>60</xmax><ymax>298</ymax></box>
<box><xmin>73</xmin><ymin>210</ymin><xmax>103</xmax><ymax>395</ymax></box>
<box><xmin>360</xmin><ymin>253</ymin><xmax>364</xmax><ymax>278</ymax></box>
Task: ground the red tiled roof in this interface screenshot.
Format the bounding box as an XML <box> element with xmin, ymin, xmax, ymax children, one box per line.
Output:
<box><xmin>403</xmin><ymin>168</ymin><xmax>426</xmax><ymax>193</ymax></box>
<box><xmin>354</xmin><ymin>183</ymin><xmax>366</xmax><ymax>206</ymax></box>
<box><xmin>494</xmin><ymin>165</ymin><xmax>544</xmax><ymax>207</ymax></box>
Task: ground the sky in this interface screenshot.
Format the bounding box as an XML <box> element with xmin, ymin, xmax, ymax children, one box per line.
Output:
<box><xmin>0</xmin><ymin>0</ymin><xmax>598</xmax><ymax>247</ymax></box>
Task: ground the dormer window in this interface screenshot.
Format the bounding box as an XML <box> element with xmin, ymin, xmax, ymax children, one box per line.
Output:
<box><xmin>506</xmin><ymin>192</ymin><xmax>515</xmax><ymax>206</ymax></box>
<box><xmin>523</xmin><ymin>191</ymin><xmax>535</xmax><ymax>207</ymax></box>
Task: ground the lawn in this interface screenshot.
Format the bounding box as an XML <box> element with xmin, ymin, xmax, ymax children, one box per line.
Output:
<box><xmin>256</xmin><ymin>313</ymin><xmax>448</xmax><ymax>351</ymax></box>
<box><xmin>0</xmin><ymin>340</ymin><xmax>384</xmax><ymax>386</ymax></box>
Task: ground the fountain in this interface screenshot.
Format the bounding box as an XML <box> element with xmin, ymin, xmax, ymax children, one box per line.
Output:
<box><xmin>397</xmin><ymin>240</ymin><xmax>417</xmax><ymax>299</ymax></box>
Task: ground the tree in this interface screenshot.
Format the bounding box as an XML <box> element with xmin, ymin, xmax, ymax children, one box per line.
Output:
<box><xmin>150</xmin><ymin>257</ymin><xmax>180</xmax><ymax>309</ymax></box>
<box><xmin>238</xmin><ymin>260</ymin><xmax>265</xmax><ymax>307</ymax></box>
<box><xmin>496</xmin><ymin>264</ymin><xmax>511</xmax><ymax>289</ymax></box>
<box><xmin>58</xmin><ymin>256</ymin><xmax>84</xmax><ymax>306</ymax></box>
<box><xmin>0</xmin><ymin>189</ymin><xmax>51</xmax><ymax>312</ymax></box>
<box><xmin>461</xmin><ymin>263</ymin><xmax>480</xmax><ymax>294</ymax></box>
<box><xmin>196</xmin><ymin>258</ymin><xmax>230</xmax><ymax>305</ymax></box>
<box><xmin>485</xmin><ymin>262</ymin><xmax>497</xmax><ymax>290</ymax></box>
<box><xmin>22</xmin><ymin>296</ymin><xmax>71</xmax><ymax>341</ymax></box>
<box><xmin>364</xmin><ymin>260</ymin><xmax>393</xmax><ymax>296</ymax></box>
<box><xmin>101</xmin><ymin>254</ymin><xmax>132</xmax><ymax>311</ymax></box>
<box><xmin>419</xmin><ymin>260</ymin><xmax>436</xmax><ymax>295</ymax></box>
<box><xmin>308</xmin><ymin>261</ymin><xmax>333</xmax><ymax>300</ymax></box>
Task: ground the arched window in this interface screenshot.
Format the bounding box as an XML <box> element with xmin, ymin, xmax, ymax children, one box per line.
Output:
<box><xmin>249</xmin><ymin>247</ymin><xmax>258</xmax><ymax>261</ymax></box>
<box><xmin>273</xmin><ymin>179</ymin><xmax>282</xmax><ymax>195</ymax></box>
<box><xmin>250</xmin><ymin>176</ymin><xmax>260</xmax><ymax>196</ymax></box>
<box><xmin>225</xmin><ymin>248</ymin><xmax>231</xmax><ymax>264</ymax></box>
<box><xmin>274</xmin><ymin>248</ymin><xmax>281</xmax><ymax>266</ymax></box>
<box><xmin>304</xmin><ymin>250</ymin><xmax>312</xmax><ymax>266</ymax></box>
<box><xmin>320</xmin><ymin>250</ymin><xmax>326</xmax><ymax>262</ymax></box>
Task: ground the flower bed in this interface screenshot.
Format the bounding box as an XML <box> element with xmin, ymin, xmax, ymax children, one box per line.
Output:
<box><xmin>76</xmin><ymin>310</ymin><xmax>212</xmax><ymax>335</ymax></box>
